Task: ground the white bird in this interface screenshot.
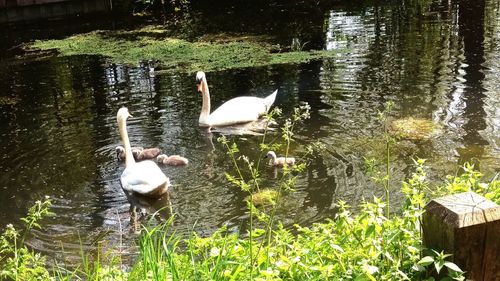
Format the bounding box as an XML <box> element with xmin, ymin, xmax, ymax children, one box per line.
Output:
<box><xmin>266</xmin><ymin>151</ymin><xmax>296</xmax><ymax>167</ymax></box>
<box><xmin>196</xmin><ymin>71</ymin><xmax>277</xmax><ymax>128</ymax></box>
<box><xmin>157</xmin><ymin>154</ymin><xmax>189</xmax><ymax>166</ymax></box>
<box><xmin>116</xmin><ymin>107</ymin><xmax>170</xmax><ymax>197</ymax></box>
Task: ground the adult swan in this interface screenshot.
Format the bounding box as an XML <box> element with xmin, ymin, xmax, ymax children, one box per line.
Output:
<box><xmin>196</xmin><ymin>71</ymin><xmax>278</xmax><ymax>128</ymax></box>
<box><xmin>117</xmin><ymin>107</ymin><xmax>170</xmax><ymax>198</ymax></box>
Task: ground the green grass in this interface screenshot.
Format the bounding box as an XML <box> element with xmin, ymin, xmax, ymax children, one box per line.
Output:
<box><xmin>28</xmin><ymin>26</ymin><xmax>339</xmax><ymax>73</ymax></box>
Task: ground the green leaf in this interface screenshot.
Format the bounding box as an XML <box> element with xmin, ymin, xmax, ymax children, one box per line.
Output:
<box><xmin>435</xmin><ymin>260</ymin><xmax>444</xmax><ymax>273</ymax></box>
<box><xmin>443</xmin><ymin>262</ymin><xmax>463</xmax><ymax>273</ymax></box>
<box><xmin>365</xmin><ymin>224</ymin><xmax>375</xmax><ymax>237</ymax></box>
<box><xmin>411</xmin><ymin>264</ymin><xmax>426</xmax><ymax>272</ymax></box>
<box><xmin>418</xmin><ymin>256</ymin><xmax>434</xmax><ymax>266</ymax></box>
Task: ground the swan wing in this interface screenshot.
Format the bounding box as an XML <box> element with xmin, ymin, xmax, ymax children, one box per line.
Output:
<box><xmin>120</xmin><ymin>160</ymin><xmax>168</xmax><ymax>194</ymax></box>
<box><xmin>263</xmin><ymin>90</ymin><xmax>278</xmax><ymax>111</ymax></box>
<box><xmin>209</xmin><ymin>93</ymin><xmax>276</xmax><ymax>127</ymax></box>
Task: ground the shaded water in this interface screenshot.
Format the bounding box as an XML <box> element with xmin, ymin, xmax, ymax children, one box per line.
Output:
<box><xmin>0</xmin><ymin>0</ymin><xmax>499</xmax><ymax>265</ymax></box>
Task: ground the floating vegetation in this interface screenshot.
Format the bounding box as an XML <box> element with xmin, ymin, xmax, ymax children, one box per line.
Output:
<box><xmin>389</xmin><ymin>117</ymin><xmax>441</xmax><ymax>141</ymax></box>
<box><xmin>250</xmin><ymin>189</ymin><xmax>278</xmax><ymax>206</ymax></box>
<box><xmin>345</xmin><ymin>136</ymin><xmax>419</xmax><ymax>162</ymax></box>
<box><xmin>27</xmin><ymin>26</ymin><xmax>338</xmax><ymax>73</ymax></box>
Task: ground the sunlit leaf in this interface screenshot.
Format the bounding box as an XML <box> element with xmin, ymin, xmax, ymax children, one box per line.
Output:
<box><xmin>444</xmin><ymin>262</ymin><xmax>463</xmax><ymax>273</ymax></box>
<box><xmin>418</xmin><ymin>256</ymin><xmax>434</xmax><ymax>266</ymax></box>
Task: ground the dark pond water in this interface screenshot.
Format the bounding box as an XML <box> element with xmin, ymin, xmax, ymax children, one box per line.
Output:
<box><xmin>0</xmin><ymin>0</ymin><xmax>499</xmax><ymax>266</ymax></box>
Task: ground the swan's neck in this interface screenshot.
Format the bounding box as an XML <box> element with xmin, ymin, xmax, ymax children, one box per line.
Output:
<box><xmin>268</xmin><ymin>154</ymin><xmax>277</xmax><ymax>165</ymax></box>
<box><xmin>199</xmin><ymin>79</ymin><xmax>211</xmax><ymax>126</ymax></box>
<box><xmin>118</xmin><ymin>118</ymin><xmax>136</xmax><ymax>167</ymax></box>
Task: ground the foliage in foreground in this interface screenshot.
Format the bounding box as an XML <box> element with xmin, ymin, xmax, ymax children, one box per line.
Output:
<box><xmin>1</xmin><ymin>166</ymin><xmax>498</xmax><ymax>280</ymax></box>
<box><xmin>0</xmin><ymin>199</ymin><xmax>53</xmax><ymax>280</ymax></box>
<box><xmin>128</xmin><ymin>160</ymin><xmax>499</xmax><ymax>281</ymax></box>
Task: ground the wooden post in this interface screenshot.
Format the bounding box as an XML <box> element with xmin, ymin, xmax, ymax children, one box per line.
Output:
<box><xmin>423</xmin><ymin>191</ymin><xmax>500</xmax><ymax>280</ymax></box>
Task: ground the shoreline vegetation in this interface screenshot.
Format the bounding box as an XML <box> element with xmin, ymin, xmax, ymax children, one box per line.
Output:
<box><xmin>2</xmin><ymin>162</ymin><xmax>498</xmax><ymax>280</ymax></box>
<box><xmin>26</xmin><ymin>25</ymin><xmax>339</xmax><ymax>73</ymax></box>
<box><xmin>1</xmin><ymin>104</ymin><xmax>498</xmax><ymax>280</ymax></box>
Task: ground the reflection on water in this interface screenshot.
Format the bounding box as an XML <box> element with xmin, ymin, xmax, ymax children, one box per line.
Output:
<box><xmin>0</xmin><ymin>0</ymin><xmax>499</xmax><ymax>266</ymax></box>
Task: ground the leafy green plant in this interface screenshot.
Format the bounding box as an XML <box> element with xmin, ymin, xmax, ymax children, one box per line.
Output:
<box><xmin>414</xmin><ymin>250</ymin><xmax>464</xmax><ymax>281</ymax></box>
<box><xmin>217</xmin><ymin>103</ymin><xmax>311</xmax><ymax>279</ymax></box>
<box><xmin>365</xmin><ymin>101</ymin><xmax>395</xmax><ymax>218</ymax></box>
<box><xmin>438</xmin><ymin>162</ymin><xmax>500</xmax><ymax>204</ymax></box>
<box><xmin>0</xmin><ymin>198</ymin><xmax>53</xmax><ymax>281</ymax></box>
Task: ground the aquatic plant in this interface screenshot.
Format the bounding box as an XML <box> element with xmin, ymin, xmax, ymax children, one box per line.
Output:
<box><xmin>27</xmin><ymin>26</ymin><xmax>339</xmax><ymax>73</ymax></box>
<box><xmin>389</xmin><ymin>117</ymin><xmax>441</xmax><ymax>141</ymax></box>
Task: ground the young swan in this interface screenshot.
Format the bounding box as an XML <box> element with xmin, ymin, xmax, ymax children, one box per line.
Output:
<box><xmin>266</xmin><ymin>151</ymin><xmax>295</xmax><ymax>167</ymax></box>
<box><xmin>116</xmin><ymin>146</ymin><xmax>144</xmax><ymax>161</ymax></box>
<box><xmin>133</xmin><ymin>147</ymin><xmax>162</xmax><ymax>161</ymax></box>
<box><xmin>157</xmin><ymin>154</ymin><xmax>189</xmax><ymax>166</ymax></box>
<box><xmin>117</xmin><ymin>107</ymin><xmax>170</xmax><ymax>198</ymax></box>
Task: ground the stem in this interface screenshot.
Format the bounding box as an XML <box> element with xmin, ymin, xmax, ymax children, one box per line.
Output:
<box><xmin>222</xmin><ymin>140</ymin><xmax>253</xmax><ymax>280</ymax></box>
<box><xmin>262</xmin><ymin>117</ymin><xmax>296</xmax><ymax>266</ymax></box>
<box><xmin>386</xmin><ymin>136</ymin><xmax>390</xmax><ymax>219</ymax></box>
<box><xmin>14</xmin><ymin>235</ymin><xmax>18</xmax><ymax>280</ymax></box>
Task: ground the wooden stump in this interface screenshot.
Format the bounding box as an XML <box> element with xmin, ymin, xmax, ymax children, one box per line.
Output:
<box><xmin>423</xmin><ymin>191</ymin><xmax>500</xmax><ymax>280</ymax></box>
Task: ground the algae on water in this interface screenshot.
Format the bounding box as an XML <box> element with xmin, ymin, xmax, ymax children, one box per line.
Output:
<box><xmin>389</xmin><ymin>117</ymin><xmax>441</xmax><ymax>141</ymax></box>
<box><xmin>28</xmin><ymin>26</ymin><xmax>338</xmax><ymax>73</ymax></box>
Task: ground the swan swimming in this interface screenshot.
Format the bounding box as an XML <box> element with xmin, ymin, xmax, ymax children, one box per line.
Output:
<box><xmin>196</xmin><ymin>71</ymin><xmax>277</xmax><ymax>128</ymax></box>
<box><xmin>157</xmin><ymin>154</ymin><xmax>189</xmax><ymax>166</ymax></box>
<box><xmin>116</xmin><ymin>107</ymin><xmax>170</xmax><ymax>197</ymax></box>
<box><xmin>266</xmin><ymin>151</ymin><xmax>296</xmax><ymax>167</ymax></box>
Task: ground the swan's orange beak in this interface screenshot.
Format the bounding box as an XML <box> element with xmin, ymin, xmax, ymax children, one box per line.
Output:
<box><xmin>197</xmin><ymin>82</ymin><xmax>203</xmax><ymax>94</ymax></box>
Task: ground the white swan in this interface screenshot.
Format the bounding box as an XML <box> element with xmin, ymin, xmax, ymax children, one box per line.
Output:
<box><xmin>266</xmin><ymin>151</ymin><xmax>296</xmax><ymax>167</ymax></box>
<box><xmin>117</xmin><ymin>107</ymin><xmax>170</xmax><ymax>197</ymax></box>
<box><xmin>196</xmin><ymin>71</ymin><xmax>277</xmax><ymax>127</ymax></box>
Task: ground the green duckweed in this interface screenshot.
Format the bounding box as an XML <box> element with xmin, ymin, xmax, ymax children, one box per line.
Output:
<box><xmin>29</xmin><ymin>26</ymin><xmax>338</xmax><ymax>73</ymax></box>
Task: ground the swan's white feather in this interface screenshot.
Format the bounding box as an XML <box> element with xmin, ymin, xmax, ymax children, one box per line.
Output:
<box><xmin>121</xmin><ymin>160</ymin><xmax>168</xmax><ymax>195</ymax></box>
<box><xmin>117</xmin><ymin>107</ymin><xmax>169</xmax><ymax>198</ymax></box>
<box><xmin>207</xmin><ymin>90</ymin><xmax>278</xmax><ymax>127</ymax></box>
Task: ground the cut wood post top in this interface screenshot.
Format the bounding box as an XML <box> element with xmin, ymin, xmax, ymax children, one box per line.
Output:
<box><xmin>425</xmin><ymin>191</ymin><xmax>500</xmax><ymax>228</ymax></box>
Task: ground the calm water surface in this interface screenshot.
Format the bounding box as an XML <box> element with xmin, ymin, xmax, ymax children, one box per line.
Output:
<box><xmin>0</xmin><ymin>0</ymin><xmax>499</xmax><ymax>265</ymax></box>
